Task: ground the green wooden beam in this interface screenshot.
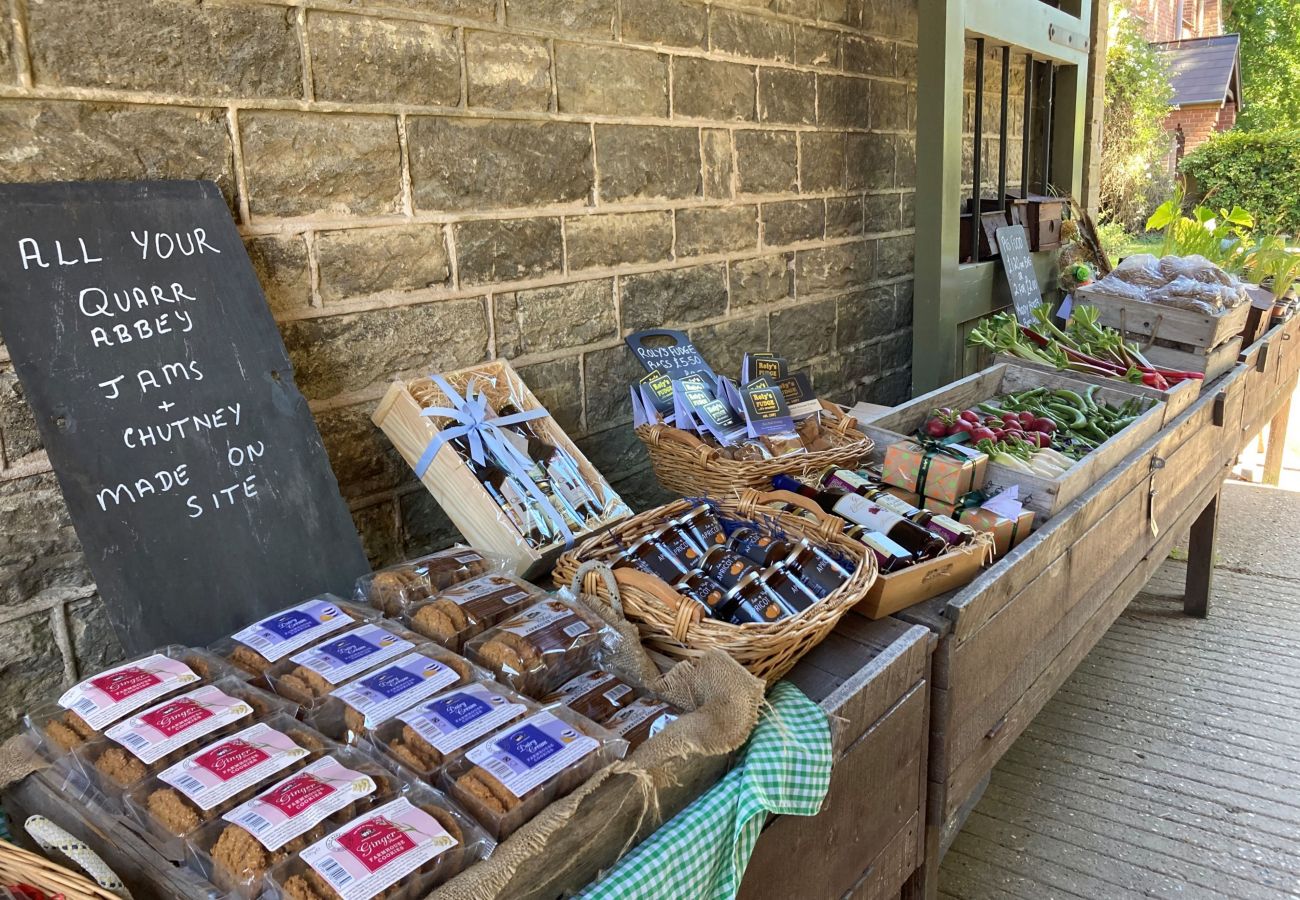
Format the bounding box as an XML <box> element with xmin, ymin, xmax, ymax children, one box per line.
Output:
<box><xmin>964</xmin><ymin>0</ymin><xmax>1091</xmax><ymax>66</ymax></box>
<box><xmin>912</xmin><ymin>0</ymin><xmax>968</xmax><ymax>393</ymax></box>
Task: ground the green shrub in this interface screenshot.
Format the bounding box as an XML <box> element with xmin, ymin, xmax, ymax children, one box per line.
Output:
<box><xmin>1180</xmin><ymin>130</ymin><xmax>1300</xmax><ymax>233</ymax></box>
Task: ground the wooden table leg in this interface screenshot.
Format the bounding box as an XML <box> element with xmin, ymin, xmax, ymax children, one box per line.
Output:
<box><xmin>1184</xmin><ymin>487</ymin><xmax>1221</xmax><ymax>618</ymax></box>
<box><xmin>1263</xmin><ymin>394</ymin><xmax>1293</xmax><ymax>486</ymax></box>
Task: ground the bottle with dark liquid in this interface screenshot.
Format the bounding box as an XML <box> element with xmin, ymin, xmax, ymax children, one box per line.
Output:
<box><xmin>772</xmin><ymin>474</ymin><xmax>947</xmax><ymax>560</ymax></box>
<box><xmin>820</xmin><ymin>468</ymin><xmax>975</xmax><ymax>546</ymax></box>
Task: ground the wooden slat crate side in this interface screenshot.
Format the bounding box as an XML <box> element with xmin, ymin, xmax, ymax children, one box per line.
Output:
<box><xmin>1076</xmin><ymin>285</ymin><xmax>1251</xmax><ymax>349</ymax></box>
<box><xmin>819</xmin><ymin>617</ymin><xmax>932</xmax><ymax>752</ymax></box>
<box><xmin>863</xmin><ymin>362</ymin><xmax>1167</xmax><ymax>519</ymax></box>
<box><xmin>737</xmin><ymin>683</ymin><xmax>928</xmax><ymax>900</ymax></box>
<box><xmin>993</xmin><ymin>353</ymin><xmax>1201</xmax><ymax>424</ymax></box>
<box><xmin>1144</xmin><ymin>334</ymin><xmax>1242</xmax><ymax>381</ymax></box>
<box><xmin>842</xmin><ymin>811</ymin><xmax>925</xmax><ymax>900</ymax></box>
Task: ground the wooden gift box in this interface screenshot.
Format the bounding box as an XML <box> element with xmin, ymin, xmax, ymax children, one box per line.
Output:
<box><xmin>855</xmin><ymin>539</ymin><xmax>989</xmax><ymax>619</ymax></box>
<box><xmin>373</xmin><ymin>359</ymin><xmax>630</xmax><ymax>579</ymax></box>
<box><xmin>859</xmin><ymin>362</ymin><xmax>1165</xmax><ymax>521</ymax></box>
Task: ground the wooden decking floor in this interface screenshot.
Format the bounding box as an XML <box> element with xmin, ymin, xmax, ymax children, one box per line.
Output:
<box><xmin>940</xmin><ymin>483</ymin><xmax>1300</xmax><ymax>899</ymax></box>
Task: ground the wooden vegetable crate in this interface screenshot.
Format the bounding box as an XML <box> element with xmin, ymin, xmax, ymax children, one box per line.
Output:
<box><xmin>993</xmin><ymin>353</ymin><xmax>1200</xmax><ymax>425</ymax></box>
<box><xmin>860</xmin><ymin>362</ymin><xmax>1165</xmax><ymax>520</ymax></box>
<box><xmin>374</xmin><ymin>359</ymin><xmax>630</xmax><ymax>579</ymax></box>
<box><xmin>1075</xmin><ymin>284</ymin><xmax>1251</xmax><ymax>351</ymax></box>
<box><xmin>1142</xmin><ymin>334</ymin><xmax>1243</xmax><ymax>384</ymax></box>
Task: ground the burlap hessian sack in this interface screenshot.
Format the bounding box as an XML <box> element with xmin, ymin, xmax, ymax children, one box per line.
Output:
<box><xmin>430</xmin><ymin>562</ymin><xmax>765</xmax><ymax>900</ymax></box>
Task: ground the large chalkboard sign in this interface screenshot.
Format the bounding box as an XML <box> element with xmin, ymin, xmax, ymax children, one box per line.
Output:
<box><xmin>995</xmin><ymin>224</ymin><xmax>1043</xmax><ymax>324</ymax></box>
<box><xmin>0</xmin><ymin>181</ymin><xmax>369</xmax><ymax>653</ymax></box>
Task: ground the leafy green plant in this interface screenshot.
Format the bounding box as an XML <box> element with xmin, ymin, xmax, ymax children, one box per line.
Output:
<box><xmin>1145</xmin><ymin>183</ymin><xmax>1255</xmax><ymax>272</ymax></box>
<box><xmin>1246</xmin><ymin>235</ymin><xmax>1300</xmax><ymax>299</ymax></box>
<box><xmin>1180</xmin><ymin>130</ymin><xmax>1300</xmax><ymax>233</ymax></box>
<box><xmin>1228</xmin><ymin>0</ymin><xmax>1300</xmax><ymax>132</ymax></box>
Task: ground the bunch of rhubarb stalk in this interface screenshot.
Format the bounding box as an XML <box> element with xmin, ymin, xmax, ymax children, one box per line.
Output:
<box><xmin>969</xmin><ymin>306</ymin><xmax>1204</xmax><ymax>391</ymax></box>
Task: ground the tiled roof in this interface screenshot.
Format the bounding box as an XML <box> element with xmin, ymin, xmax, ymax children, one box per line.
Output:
<box><xmin>1154</xmin><ymin>33</ymin><xmax>1243</xmax><ymax>108</ymax></box>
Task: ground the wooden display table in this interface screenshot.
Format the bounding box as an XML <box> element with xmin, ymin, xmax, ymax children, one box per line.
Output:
<box><xmin>894</xmin><ymin>314</ymin><xmax>1300</xmax><ymax>898</ymax></box>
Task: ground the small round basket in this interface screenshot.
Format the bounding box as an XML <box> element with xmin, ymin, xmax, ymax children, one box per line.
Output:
<box><xmin>552</xmin><ymin>489</ymin><xmax>877</xmax><ymax>686</ymax></box>
<box><xmin>0</xmin><ymin>836</ymin><xmax>123</xmax><ymax>900</ymax></box>
<box><xmin>635</xmin><ymin>401</ymin><xmax>874</xmax><ymax>498</ymax></box>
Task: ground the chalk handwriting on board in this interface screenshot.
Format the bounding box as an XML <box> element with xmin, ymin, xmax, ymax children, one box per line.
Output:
<box><xmin>624</xmin><ymin>328</ymin><xmax>717</xmax><ymax>381</ymax></box>
<box><xmin>995</xmin><ymin>224</ymin><xmax>1043</xmax><ymax>324</ymax></box>
<box><xmin>0</xmin><ymin>181</ymin><xmax>369</xmax><ymax>653</ymax></box>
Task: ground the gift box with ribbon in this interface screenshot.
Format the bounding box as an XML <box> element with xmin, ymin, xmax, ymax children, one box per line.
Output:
<box><xmin>373</xmin><ymin>360</ymin><xmax>632</xmax><ymax>577</ymax></box>
<box><xmin>880</xmin><ymin>437</ymin><xmax>988</xmax><ymax>505</ymax></box>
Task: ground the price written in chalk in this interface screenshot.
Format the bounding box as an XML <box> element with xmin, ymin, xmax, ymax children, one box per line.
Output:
<box><xmin>0</xmin><ymin>181</ymin><xmax>367</xmax><ymax>652</ymax></box>
<box><xmin>995</xmin><ymin>225</ymin><xmax>1044</xmax><ymax>325</ymax></box>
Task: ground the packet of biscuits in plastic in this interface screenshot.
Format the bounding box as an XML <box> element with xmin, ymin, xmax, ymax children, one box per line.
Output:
<box><xmin>462</xmin><ymin>596</ymin><xmax>616</xmax><ymax>698</ymax></box>
<box><xmin>306</xmin><ymin>644</ymin><xmax>484</xmax><ymax>745</ymax></box>
<box><xmin>210</xmin><ymin>596</ymin><xmax>381</xmax><ymax>681</ymax></box>
<box><xmin>25</xmin><ymin>646</ymin><xmax>240</xmax><ymax>760</ymax></box>
<box><xmin>401</xmin><ymin>573</ymin><xmax>543</xmax><ymax>652</ymax></box>
<box><xmin>70</xmin><ymin>677</ymin><xmax>297</xmax><ymax>803</ymax></box>
<box><xmin>265</xmin><ymin>620</ymin><xmax>427</xmax><ymax>709</ymax></box>
<box><xmin>264</xmin><ymin>786</ymin><xmax>493</xmax><ymax>900</ymax></box>
<box><xmin>185</xmin><ymin>746</ymin><xmax>409</xmax><ymax>898</ymax></box>
<box><xmin>354</xmin><ymin>547</ymin><xmax>506</xmax><ymax>617</ymax></box>
<box><xmin>440</xmin><ymin>704</ymin><xmax>628</xmax><ymax>840</ymax></box>
<box><xmin>368</xmin><ymin>680</ymin><xmax>541</xmax><ymax>782</ymax></box>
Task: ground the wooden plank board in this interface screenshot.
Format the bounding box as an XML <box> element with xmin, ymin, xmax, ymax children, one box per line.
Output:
<box><xmin>844</xmin><ymin>811</ymin><xmax>925</xmax><ymax>900</ymax></box>
<box><xmin>737</xmin><ymin>683</ymin><xmax>928</xmax><ymax>900</ymax></box>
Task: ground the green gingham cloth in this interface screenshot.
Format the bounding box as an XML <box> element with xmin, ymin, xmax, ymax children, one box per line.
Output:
<box><xmin>575</xmin><ymin>681</ymin><xmax>833</xmax><ymax>900</ymax></box>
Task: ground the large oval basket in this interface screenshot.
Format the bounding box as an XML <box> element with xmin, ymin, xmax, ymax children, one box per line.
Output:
<box><xmin>552</xmin><ymin>489</ymin><xmax>878</xmax><ymax>686</ymax></box>
<box><xmin>635</xmin><ymin>401</ymin><xmax>874</xmax><ymax>498</ymax></box>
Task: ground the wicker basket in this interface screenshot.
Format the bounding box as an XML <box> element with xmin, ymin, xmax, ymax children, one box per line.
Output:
<box><xmin>635</xmin><ymin>401</ymin><xmax>874</xmax><ymax>498</ymax></box>
<box><xmin>0</xmin><ymin>836</ymin><xmax>122</xmax><ymax>900</ymax></box>
<box><xmin>552</xmin><ymin>489</ymin><xmax>878</xmax><ymax>686</ymax></box>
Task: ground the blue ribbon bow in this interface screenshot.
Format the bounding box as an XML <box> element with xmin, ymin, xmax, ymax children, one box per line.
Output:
<box><xmin>415</xmin><ymin>375</ymin><xmax>575</xmax><ymax>547</ymax></box>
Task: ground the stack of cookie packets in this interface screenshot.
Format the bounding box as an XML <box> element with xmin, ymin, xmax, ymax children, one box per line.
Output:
<box><xmin>18</xmin><ymin>540</ymin><xmax>690</xmax><ymax>899</ymax></box>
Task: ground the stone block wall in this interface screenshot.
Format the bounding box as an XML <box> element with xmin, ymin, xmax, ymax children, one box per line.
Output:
<box><xmin>0</xmin><ymin>0</ymin><xmax>918</xmax><ymax>730</ymax></box>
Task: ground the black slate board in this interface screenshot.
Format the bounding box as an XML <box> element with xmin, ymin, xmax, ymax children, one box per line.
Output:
<box><xmin>0</xmin><ymin>181</ymin><xmax>369</xmax><ymax>653</ymax></box>
<box><xmin>995</xmin><ymin>224</ymin><xmax>1043</xmax><ymax>324</ymax></box>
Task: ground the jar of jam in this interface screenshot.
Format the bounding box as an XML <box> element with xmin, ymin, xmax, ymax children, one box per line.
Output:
<box><xmin>621</xmin><ymin>534</ymin><xmax>690</xmax><ymax>581</ymax></box>
<box><xmin>726</xmin><ymin>527</ymin><xmax>792</xmax><ymax>567</ymax></box>
<box><xmin>720</xmin><ymin>572</ymin><xmax>792</xmax><ymax>625</ymax></box>
<box><xmin>700</xmin><ymin>546</ymin><xmax>760</xmax><ymax>591</ymax></box>
<box><xmin>759</xmin><ymin>564</ymin><xmax>818</xmax><ymax>613</ymax></box>
<box><xmin>672</xmin><ymin>569</ymin><xmax>728</xmax><ymax>616</ymax></box>
<box><xmin>658</xmin><ymin>522</ymin><xmax>708</xmax><ymax>569</ymax></box>
<box><xmin>676</xmin><ymin>505</ymin><xmax>727</xmax><ymax>552</ymax></box>
<box><xmin>783</xmin><ymin>540</ymin><xmax>853</xmax><ymax>599</ymax></box>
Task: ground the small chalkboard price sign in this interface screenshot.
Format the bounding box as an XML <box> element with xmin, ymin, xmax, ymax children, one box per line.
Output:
<box><xmin>995</xmin><ymin>224</ymin><xmax>1043</xmax><ymax>324</ymax></box>
<box><xmin>0</xmin><ymin>181</ymin><xmax>369</xmax><ymax>653</ymax></box>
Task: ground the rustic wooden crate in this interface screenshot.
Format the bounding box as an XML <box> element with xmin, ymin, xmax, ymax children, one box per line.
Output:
<box><xmin>860</xmin><ymin>362</ymin><xmax>1165</xmax><ymax>520</ymax></box>
<box><xmin>1009</xmin><ymin>197</ymin><xmax>1066</xmax><ymax>251</ymax></box>
<box><xmin>855</xmin><ymin>541</ymin><xmax>987</xmax><ymax>620</ymax></box>
<box><xmin>1142</xmin><ymin>334</ymin><xmax>1242</xmax><ymax>384</ymax></box>
<box><xmin>993</xmin><ymin>353</ymin><xmax>1200</xmax><ymax>425</ymax></box>
<box><xmin>1075</xmin><ymin>284</ymin><xmax>1250</xmax><ymax>351</ymax></box>
<box><xmin>738</xmin><ymin>617</ymin><xmax>932</xmax><ymax>900</ymax></box>
<box><xmin>373</xmin><ymin>359</ymin><xmax>629</xmax><ymax>579</ymax></box>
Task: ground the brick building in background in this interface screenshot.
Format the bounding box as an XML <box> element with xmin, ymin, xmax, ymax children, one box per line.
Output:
<box><xmin>0</xmin><ymin>0</ymin><xmax>921</xmax><ymax>729</ymax></box>
<box><xmin>1125</xmin><ymin>0</ymin><xmax>1243</xmax><ymax>162</ymax></box>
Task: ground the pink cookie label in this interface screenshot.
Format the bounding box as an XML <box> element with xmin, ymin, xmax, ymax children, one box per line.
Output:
<box><xmin>299</xmin><ymin>797</ymin><xmax>458</xmax><ymax>900</ymax></box>
<box><xmin>158</xmin><ymin>722</ymin><xmax>309</xmax><ymax>811</ymax></box>
<box><xmin>105</xmin><ymin>684</ymin><xmax>254</xmax><ymax>764</ymax></box>
<box><xmin>222</xmin><ymin>756</ymin><xmax>376</xmax><ymax>851</ymax></box>
<box><xmin>59</xmin><ymin>654</ymin><xmax>200</xmax><ymax>731</ymax></box>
